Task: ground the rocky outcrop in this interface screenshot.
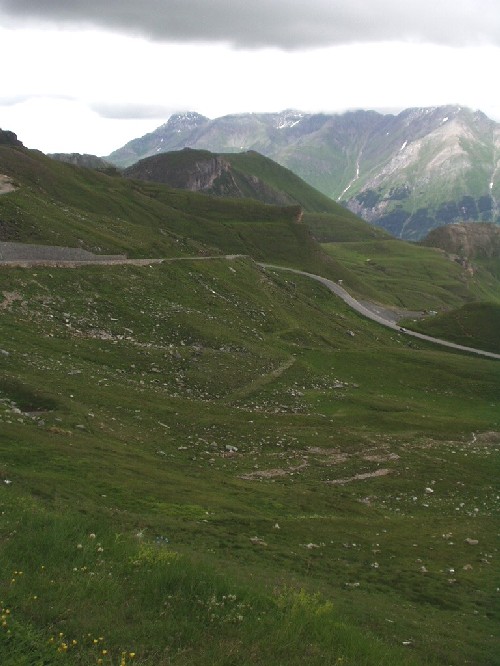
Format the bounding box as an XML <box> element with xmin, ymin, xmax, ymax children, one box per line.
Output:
<box><xmin>49</xmin><ymin>153</ymin><xmax>112</xmax><ymax>170</ymax></box>
<box><xmin>126</xmin><ymin>151</ymin><xmax>237</xmax><ymax>193</ymax></box>
<box><xmin>124</xmin><ymin>149</ymin><xmax>297</xmax><ymax>206</ymax></box>
<box><xmin>0</xmin><ymin>175</ymin><xmax>17</xmax><ymax>195</ymax></box>
<box><xmin>421</xmin><ymin>223</ymin><xmax>500</xmax><ymax>259</ymax></box>
<box><xmin>0</xmin><ymin>129</ymin><xmax>23</xmax><ymax>148</ymax></box>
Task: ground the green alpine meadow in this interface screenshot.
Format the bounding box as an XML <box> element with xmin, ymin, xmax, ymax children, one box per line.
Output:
<box><xmin>0</xmin><ymin>139</ymin><xmax>499</xmax><ymax>665</ymax></box>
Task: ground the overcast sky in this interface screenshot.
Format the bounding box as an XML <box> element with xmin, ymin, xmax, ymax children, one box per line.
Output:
<box><xmin>1</xmin><ymin>0</ymin><xmax>499</xmax><ymax>155</ymax></box>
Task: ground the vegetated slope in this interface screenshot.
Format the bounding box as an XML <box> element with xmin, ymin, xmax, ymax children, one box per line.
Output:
<box><xmin>304</xmin><ymin>211</ymin><xmax>390</xmax><ymax>243</ymax></box>
<box><xmin>0</xmin><ymin>258</ymin><xmax>499</xmax><ymax>665</ymax></box>
<box><xmin>392</xmin><ymin>223</ymin><xmax>500</xmax><ymax>351</ymax></box>
<box><xmin>106</xmin><ymin>106</ymin><xmax>500</xmax><ymax>239</ymax></box>
<box><xmin>322</xmin><ymin>237</ymin><xmax>500</xmax><ymax>311</ymax></box>
<box><xmin>0</xmin><ymin>143</ymin><xmax>203</xmax><ymax>257</ymax></box>
<box><xmin>403</xmin><ymin>302</ymin><xmax>500</xmax><ymax>354</ymax></box>
<box><xmin>322</xmin><ymin>227</ymin><xmax>500</xmax><ymax>355</ymax></box>
<box><xmin>123</xmin><ymin>148</ymin><xmax>341</xmax><ymax>211</ymax></box>
<box><xmin>0</xmin><ymin>142</ymin><xmax>351</xmax><ymax>281</ymax></box>
<box><xmin>123</xmin><ymin>147</ymin><xmax>384</xmax><ymax>245</ymax></box>
<box><xmin>4</xmin><ymin>139</ymin><xmax>500</xmax><ymax>314</ymax></box>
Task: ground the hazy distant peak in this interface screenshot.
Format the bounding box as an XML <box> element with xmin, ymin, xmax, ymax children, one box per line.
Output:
<box><xmin>164</xmin><ymin>112</ymin><xmax>209</xmax><ymax>130</ymax></box>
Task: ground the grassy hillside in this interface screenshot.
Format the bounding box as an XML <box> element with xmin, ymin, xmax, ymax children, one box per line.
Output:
<box><xmin>121</xmin><ymin>147</ymin><xmax>353</xmax><ymax>215</ymax></box>
<box><xmin>1</xmin><ymin>144</ymin><xmax>500</xmax><ymax>664</ymax></box>
<box><xmin>0</xmin><ymin>145</ymin><xmax>350</xmax><ymax>280</ymax></box>
<box><xmin>0</xmin><ymin>145</ymin><xmax>204</xmax><ymax>257</ymax></box>
<box><xmin>223</xmin><ymin>150</ymin><xmax>350</xmax><ymax>214</ymax></box>
<box><xmin>403</xmin><ymin>302</ymin><xmax>500</xmax><ymax>354</ymax></box>
<box><xmin>304</xmin><ymin>212</ymin><xmax>391</xmax><ymax>243</ymax></box>
<box><xmin>123</xmin><ymin>148</ymin><xmax>373</xmax><ymax>240</ymax></box>
<box><xmin>0</xmin><ymin>258</ymin><xmax>499</xmax><ymax>665</ymax></box>
<box><xmin>322</xmin><ymin>239</ymin><xmax>500</xmax><ymax>310</ymax></box>
<box><xmin>8</xmin><ymin>144</ymin><xmax>497</xmax><ymax>314</ymax></box>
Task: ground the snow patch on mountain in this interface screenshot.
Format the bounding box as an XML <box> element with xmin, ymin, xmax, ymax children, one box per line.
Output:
<box><xmin>275</xmin><ymin>111</ymin><xmax>304</xmax><ymax>130</ymax></box>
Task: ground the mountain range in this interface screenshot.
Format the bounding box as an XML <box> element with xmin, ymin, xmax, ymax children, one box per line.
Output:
<box><xmin>106</xmin><ymin>106</ymin><xmax>500</xmax><ymax>240</ymax></box>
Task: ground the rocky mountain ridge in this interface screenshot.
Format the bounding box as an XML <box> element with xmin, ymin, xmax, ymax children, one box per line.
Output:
<box><xmin>422</xmin><ymin>222</ymin><xmax>500</xmax><ymax>259</ymax></box>
<box><xmin>49</xmin><ymin>153</ymin><xmax>112</xmax><ymax>170</ymax></box>
<box><xmin>0</xmin><ymin>129</ymin><xmax>23</xmax><ymax>148</ymax></box>
<box><xmin>106</xmin><ymin>106</ymin><xmax>500</xmax><ymax>240</ymax></box>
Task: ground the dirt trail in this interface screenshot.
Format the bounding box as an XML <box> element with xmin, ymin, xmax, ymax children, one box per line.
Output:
<box><xmin>224</xmin><ymin>357</ymin><xmax>296</xmax><ymax>403</ymax></box>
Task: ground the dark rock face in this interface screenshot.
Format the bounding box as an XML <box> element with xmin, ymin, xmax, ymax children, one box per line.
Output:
<box><xmin>124</xmin><ymin>149</ymin><xmax>296</xmax><ymax>206</ymax></box>
<box><xmin>125</xmin><ymin>150</ymin><xmax>232</xmax><ymax>192</ymax></box>
<box><xmin>0</xmin><ymin>130</ymin><xmax>23</xmax><ymax>147</ymax></box>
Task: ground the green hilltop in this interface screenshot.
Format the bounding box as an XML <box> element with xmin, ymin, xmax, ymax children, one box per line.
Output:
<box><xmin>0</xmin><ymin>140</ymin><xmax>500</xmax><ymax>665</ymax></box>
<box><xmin>122</xmin><ymin>147</ymin><xmax>373</xmax><ymax>243</ymax></box>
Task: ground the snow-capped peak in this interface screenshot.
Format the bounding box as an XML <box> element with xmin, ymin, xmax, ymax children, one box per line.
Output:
<box><xmin>165</xmin><ymin>112</ymin><xmax>209</xmax><ymax>130</ymax></box>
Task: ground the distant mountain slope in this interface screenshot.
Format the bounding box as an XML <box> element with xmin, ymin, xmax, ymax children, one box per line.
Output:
<box><xmin>106</xmin><ymin>106</ymin><xmax>500</xmax><ymax>240</ymax></box>
<box><xmin>49</xmin><ymin>152</ymin><xmax>112</xmax><ymax>171</ymax></box>
<box><xmin>421</xmin><ymin>222</ymin><xmax>500</xmax><ymax>259</ymax></box>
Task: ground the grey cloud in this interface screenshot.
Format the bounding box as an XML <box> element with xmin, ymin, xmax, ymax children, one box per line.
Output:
<box><xmin>91</xmin><ymin>102</ymin><xmax>177</xmax><ymax>119</ymax></box>
<box><xmin>1</xmin><ymin>0</ymin><xmax>499</xmax><ymax>49</ymax></box>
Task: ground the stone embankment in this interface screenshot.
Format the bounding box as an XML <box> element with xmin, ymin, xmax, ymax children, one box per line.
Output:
<box><xmin>0</xmin><ymin>241</ymin><xmax>127</xmax><ymax>264</ymax></box>
<box><xmin>0</xmin><ymin>242</ymin><xmax>242</xmax><ymax>268</ymax></box>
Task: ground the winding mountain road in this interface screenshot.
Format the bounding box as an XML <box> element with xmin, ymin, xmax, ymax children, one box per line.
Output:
<box><xmin>259</xmin><ymin>264</ymin><xmax>500</xmax><ymax>361</ymax></box>
<box><xmin>1</xmin><ymin>246</ymin><xmax>498</xmax><ymax>360</ymax></box>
